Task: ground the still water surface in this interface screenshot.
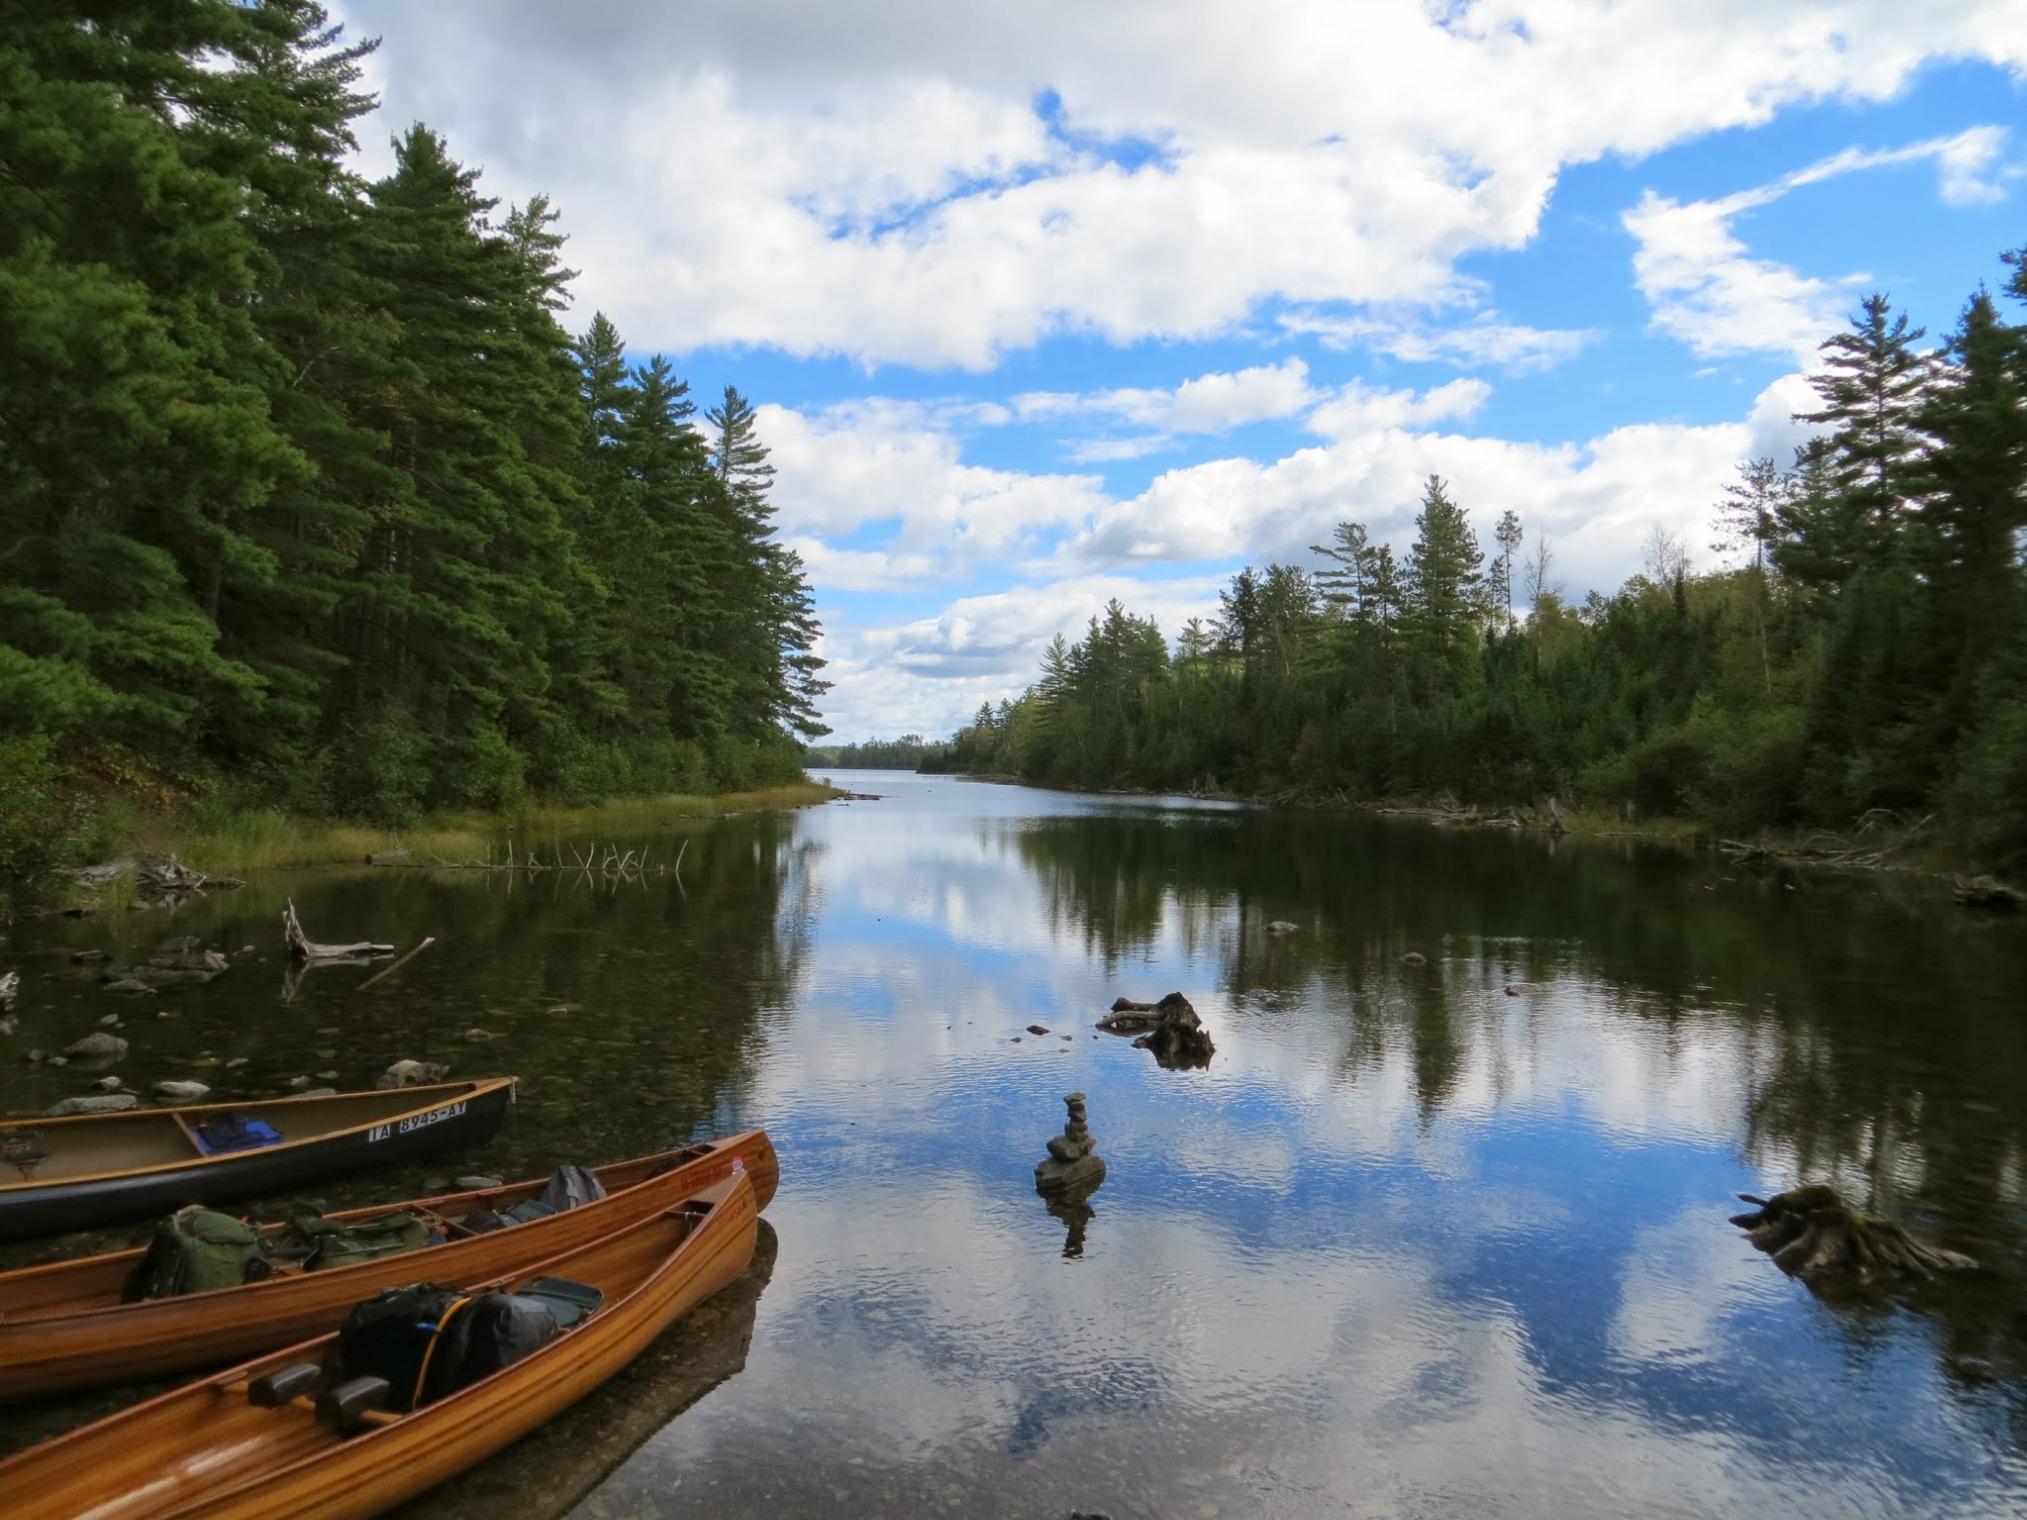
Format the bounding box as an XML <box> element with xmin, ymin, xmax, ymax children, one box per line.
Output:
<box><xmin>3</xmin><ymin>772</ymin><xmax>2026</xmax><ymax>1517</ymax></box>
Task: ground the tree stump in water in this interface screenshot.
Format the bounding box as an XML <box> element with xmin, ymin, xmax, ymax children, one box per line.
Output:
<box><xmin>1137</xmin><ymin>993</ymin><xmax>1215</xmax><ymax>1068</ymax></box>
<box><xmin>1730</xmin><ymin>1185</ymin><xmax>1977</xmax><ymax>1288</ymax></box>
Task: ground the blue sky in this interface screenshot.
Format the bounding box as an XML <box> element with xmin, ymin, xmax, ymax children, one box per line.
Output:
<box><xmin>340</xmin><ymin>2</ymin><xmax>2027</xmax><ymax>738</ymax></box>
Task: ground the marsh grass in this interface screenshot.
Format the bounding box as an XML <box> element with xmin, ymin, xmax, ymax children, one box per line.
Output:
<box><xmin>81</xmin><ymin>782</ymin><xmax>844</xmax><ymax>877</ymax></box>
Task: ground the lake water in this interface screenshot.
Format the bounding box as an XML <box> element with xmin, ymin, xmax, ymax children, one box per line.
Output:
<box><xmin>3</xmin><ymin>771</ymin><xmax>2025</xmax><ymax>1517</ymax></box>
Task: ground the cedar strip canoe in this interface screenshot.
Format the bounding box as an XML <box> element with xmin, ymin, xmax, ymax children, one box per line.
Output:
<box><xmin>0</xmin><ymin>1079</ymin><xmax>517</xmax><ymax>1242</ymax></box>
<box><xmin>0</xmin><ymin>1128</ymin><xmax>777</xmax><ymax>1399</ymax></box>
<box><xmin>0</xmin><ymin>1172</ymin><xmax>760</xmax><ymax>1520</ymax></box>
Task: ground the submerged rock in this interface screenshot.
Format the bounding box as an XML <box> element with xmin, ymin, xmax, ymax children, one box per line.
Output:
<box><xmin>1402</xmin><ymin>951</ymin><xmax>1428</xmax><ymax>967</ymax></box>
<box><xmin>377</xmin><ymin>1058</ymin><xmax>449</xmax><ymax>1088</ymax></box>
<box><xmin>153</xmin><ymin>1080</ymin><xmax>212</xmax><ymax>1102</ymax></box>
<box><xmin>455</xmin><ymin>1174</ymin><xmax>504</xmax><ymax>1191</ymax></box>
<box><xmin>64</xmin><ymin>1031</ymin><xmax>128</xmax><ymax>1061</ymax></box>
<box><xmin>1266</xmin><ymin>920</ymin><xmax>1299</xmax><ymax>935</ymax></box>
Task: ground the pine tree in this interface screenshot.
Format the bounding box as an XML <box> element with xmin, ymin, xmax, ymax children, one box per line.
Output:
<box><xmin>1404</xmin><ymin>475</ymin><xmax>1485</xmax><ymax>677</ymax></box>
<box><xmin>1797</xmin><ymin>293</ymin><xmax>1934</xmax><ymax>565</ymax></box>
<box><xmin>1311</xmin><ymin>521</ymin><xmax>1371</xmax><ymax>619</ymax></box>
<box><xmin>1492</xmin><ymin>510</ymin><xmax>1523</xmax><ymax>629</ymax></box>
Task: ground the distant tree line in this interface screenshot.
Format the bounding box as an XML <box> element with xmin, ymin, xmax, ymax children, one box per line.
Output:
<box><xmin>1</xmin><ymin>3</ymin><xmax>826</xmax><ymax>875</ymax></box>
<box><xmin>941</xmin><ymin>263</ymin><xmax>2027</xmax><ymax>872</ymax></box>
<box><xmin>804</xmin><ymin>734</ymin><xmax>951</xmax><ymax>770</ymax></box>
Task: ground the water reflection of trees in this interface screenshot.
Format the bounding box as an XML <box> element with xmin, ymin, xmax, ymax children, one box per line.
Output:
<box><xmin>1015</xmin><ymin>810</ymin><xmax>2027</xmax><ymax>1373</ymax></box>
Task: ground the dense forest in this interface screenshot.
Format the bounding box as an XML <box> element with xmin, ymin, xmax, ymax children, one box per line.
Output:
<box><xmin>804</xmin><ymin>734</ymin><xmax>951</xmax><ymax>771</ymax></box>
<box><xmin>1</xmin><ymin>3</ymin><xmax>825</xmax><ymax>889</ymax></box>
<box><xmin>936</xmin><ymin>268</ymin><xmax>2027</xmax><ymax>873</ymax></box>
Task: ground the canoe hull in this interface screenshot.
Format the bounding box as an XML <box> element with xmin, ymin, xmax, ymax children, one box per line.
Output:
<box><xmin>0</xmin><ymin>1176</ymin><xmax>762</xmax><ymax>1520</ymax></box>
<box><xmin>0</xmin><ymin>1129</ymin><xmax>777</xmax><ymax>1400</ymax></box>
<box><xmin>0</xmin><ymin>1081</ymin><xmax>514</xmax><ymax>1242</ymax></box>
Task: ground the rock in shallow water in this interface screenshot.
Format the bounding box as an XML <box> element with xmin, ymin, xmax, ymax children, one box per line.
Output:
<box><xmin>153</xmin><ymin>1080</ymin><xmax>211</xmax><ymax>1102</ymax></box>
<box><xmin>45</xmin><ymin>1093</ymin><xmax>138</xmax><ymax>1116</ymax></box>
<box><xmin>64</xmin><ymin>1031</ymin><xmax>128</xmax><ymax>1060</ymax></box>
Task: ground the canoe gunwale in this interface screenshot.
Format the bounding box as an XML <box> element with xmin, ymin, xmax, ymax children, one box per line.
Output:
<box><xmin>0</xmin><ymin>1079</ymin><xmax>517</xmax><ymax>1194</ymax></box>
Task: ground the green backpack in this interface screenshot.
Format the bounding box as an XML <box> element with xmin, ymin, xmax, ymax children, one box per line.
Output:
<box><xmin>123</xmin><ymin>1206</ymin><xmax>272</xmax><ymax>1300</ymax></box>
<box><xmin>278</xmin><ymin>1208</ymin><xmax>440</xmax><ymax>1272</ymax></box>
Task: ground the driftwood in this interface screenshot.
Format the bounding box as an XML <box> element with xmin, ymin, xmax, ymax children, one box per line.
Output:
<box><xmin>1730</xmin><ymin>1184</ymin><xmax>1977</xmax><ymax>1288</ymax></box>
<box><xmin>283</xmin><ymin>899</ymin><xmax>393</xmax><ymax>963</ymax></box>
<box><xmin>355</xmin><ymin>935</ymin><xmax>436</xmax><ymax>991</ymax></box>
<box><xmin>1722</xmin><ymin>810</ymin><xmax>1934</xmax><ymax>873</ymax></box>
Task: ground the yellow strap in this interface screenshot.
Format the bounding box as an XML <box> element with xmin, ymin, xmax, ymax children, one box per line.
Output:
<box><xmin>412</xmin><ymin>1295</ymin><xmax>474</xmax><ymax>1408</ymax></box>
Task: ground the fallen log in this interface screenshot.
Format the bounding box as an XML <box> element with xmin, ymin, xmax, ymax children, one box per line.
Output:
<box><xmin>1953</xmin><ymin>875</ymin><xmax>2024</xmax><ymax>912</ymax></box>
<box><xmin>283</xmin><ymin>899</ymin><xmax>394</xmax><ymax>963</ymax></box>
<box><xmin>1729</xmin><ymin>1184</ymin><xmax>1977</xmax><ymax>1288</ymax></box>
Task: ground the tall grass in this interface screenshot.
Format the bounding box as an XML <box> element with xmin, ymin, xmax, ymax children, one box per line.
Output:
<box><xmin>80</xmin><ymin>782</ymin><xmax>844</xmax><ymax>877</ymax></box>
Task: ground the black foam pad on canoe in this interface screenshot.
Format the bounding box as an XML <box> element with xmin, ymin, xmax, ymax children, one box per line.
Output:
<box><xmin>248</xmin><ymin>1362</ymin><xmax>322</xmax><ymax>1407</ymax></box>
<box><xmin>317</xmin><ymin>1374</ymin><xmax>392</xmax><ymax>1432</ymax></box>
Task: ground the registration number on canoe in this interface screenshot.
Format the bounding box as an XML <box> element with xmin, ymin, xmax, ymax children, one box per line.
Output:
<box><xmin>367</xmin><ymin>1100</ymin><xmax>466</xmax><ymax>1143</ymax></box>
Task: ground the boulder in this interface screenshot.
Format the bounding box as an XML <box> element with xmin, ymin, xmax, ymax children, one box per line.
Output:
<box><xmin>45</xmin><ymin>1093</ymin><xmax>139</xmax><ymax>1117</ymax></box>
<box><xmin>377</xmin><ymin>1059</ymin><xmax>449</xmax><ymax>1089</ymax></box>
<box><xmin>153</xmin><ymin>1080</ymin><xmax>212</xmax><ymax>1102</ymax></box>
<box><xmin>64</xmin><ymin>1031</ymin><xmax>129</xmax><ymax>1061</ymax></box>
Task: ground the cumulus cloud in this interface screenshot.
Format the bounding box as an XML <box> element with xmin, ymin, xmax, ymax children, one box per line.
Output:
<box><xmin>338</xmin><ymin>0</ymin><xmax>2027</xmax><ymax>369</ymax></box>
<box><xmin>1015</xmin><ymin>358</ymin><xmax>1323</xmax><ymax>459</ymax></box>
<box><xmin>1280</xmin><ymin>310</ymin><xmax>1601</xmax><ymax>373</ymax></box>
<box><xmin>1627</xmin><ymin>126</ymin><xmax>2013</xmax><ymax>361</ymax></box>
<box><xmin>759</xmin><ymin>400</ymin><xmax>1108</xmax><ymax>571</ymax></box>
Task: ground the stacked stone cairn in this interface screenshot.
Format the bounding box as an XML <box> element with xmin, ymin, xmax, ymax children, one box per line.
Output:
<box><xmin>1035</xmin><ymin>1091</ymin><xmax>1106</xmax><ymax>1196</ymax></box>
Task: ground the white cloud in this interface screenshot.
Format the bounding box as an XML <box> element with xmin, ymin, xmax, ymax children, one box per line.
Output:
<box><xmin>1627</xmin><ymin>126</ymin><xmax>2013</xmax><ymax>362</ymax></box>
<box><xmin>1015</xmin><ymin>359</ymin><xmax>1320</xmax><ymax>432</ymax></box>
<box><xmin>1304</xmin><ymin>378</ymin><xmax>1493</xmax><ymax>439</ymax></box>
<box><xmin>1059</xmin><ymin>415</ymin><xmax>1750</xmax><ymax>603</ymax></box>
<box><xmin>760</xmin><ymin>400</ymin><xmax>1108</xmax><ymax>570</ymax></box>
<box><xmin>1281</xmin><ymin>310</ymin><xmax>1601</xmax><ymax>373</ymax></box>
<box><xmin>339</xmin><ymin>0</ymin><xmax>2027</xmax><ymax>369</ymax></box>
<box><xmin>1016</xmin><ymin>358</ymin><xmax>1323</xmax><ymax>459</ymax></box>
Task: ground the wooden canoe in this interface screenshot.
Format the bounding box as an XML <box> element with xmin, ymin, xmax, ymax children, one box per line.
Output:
<box><xmin>0</xmin><ymin>1079</ymin><xmax>517</xmax><ymax>1242</ymax></box>
<box><xmin>0</xmin><ymin>1172</ymin><xmax>759</xmax><ymax>1520</ymax></box>
<box><xmin>0</xmin><ymin>1128</ymin><xmax>778</xmax><ymax>1399</ymax></box>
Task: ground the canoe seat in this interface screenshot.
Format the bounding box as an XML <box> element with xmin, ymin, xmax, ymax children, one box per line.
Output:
<box><xmin>317</xmin><ymin>1374</ymin><xmax>392</xmax><ymax>1433</ymax></box>
<box><xmin>247</xmin><ymin>1362</ymin><xmax>322</xmax><ymax>1407</ymax></box>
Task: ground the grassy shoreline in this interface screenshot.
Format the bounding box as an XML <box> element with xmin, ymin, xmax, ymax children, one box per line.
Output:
<box><xmin>78</xmin><ymin>781</ymin><xmax>845</xmax><ymax>880</ymax></box>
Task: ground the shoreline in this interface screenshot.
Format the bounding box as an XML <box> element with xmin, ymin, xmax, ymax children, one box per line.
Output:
<box><xmin>59</xmin><ymin>781</ymin><xmax>846</xmax><ymax>892</ymax></box>
<box><xmin>923</xmin><ymin>771</ymin><xmax>1998</xmax><ymax>883</ymax></box>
